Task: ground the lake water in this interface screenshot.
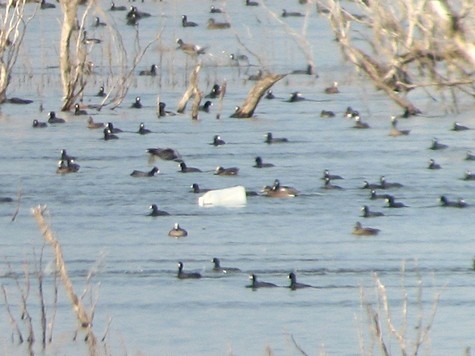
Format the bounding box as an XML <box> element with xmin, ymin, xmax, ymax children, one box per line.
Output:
<box><xmin>1</xmin><ymin>0</ymin><xmax>475</xmax><ymax>355</ymax></box>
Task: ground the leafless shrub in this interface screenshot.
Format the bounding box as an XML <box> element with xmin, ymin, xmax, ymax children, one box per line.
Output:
<box><xmin>318</xmin><ymin>0</ymin><xmax>475</xmax><ymax>114</ymax></box>
<box><xmin>358</xmin><ymin>264</ymin><xmax>442</xmax><ymax>355</ymax></box>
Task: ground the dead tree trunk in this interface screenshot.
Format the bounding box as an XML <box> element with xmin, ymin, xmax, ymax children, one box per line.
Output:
<box><xmin>59</xmin><ymin>0</ymin><xmax>86</xmax><ymax>111</ymax></box>
<box><xmin>231</xmin><ymin>73</ymin><xmax>286</xmax><ymax>118</ymax></box>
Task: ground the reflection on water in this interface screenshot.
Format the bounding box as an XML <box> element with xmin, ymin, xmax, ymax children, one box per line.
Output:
<box><xmin>0</xmin><ymin>0</ymin><xmax>475</xmax><ymax>354</ymax></box>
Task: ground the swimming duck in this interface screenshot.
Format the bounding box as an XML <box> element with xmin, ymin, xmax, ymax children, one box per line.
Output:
<box><xmin>32</xmin><ymin>119</ymin><xmax>47</xmax><ymax>128</ymax></box>
<box><xmin>262</xmin><ymin>179</ymin><xmax>299</xmax><ymax>197</ymax></box>
<box><xmin>380</xmin><ymin>176</ymin><xmax>403</xmax><ymax>189</ymax></box>
<box><xmin>74</xmin><ymin>103</ymin><xmax>88</xmax><ymax>116</ymax></box>
<box><xmin>148</xmin><ymin>204</ymin><xmax>170</xmax><ymax>216</ymax></box>
<box><xmin>362</xmin><ymin>180</ymin><xmax>383</xmax><ymax>190</ymax></box>
<box><xmin>147</xmin><ymin>147</ymin><xmax>181</xmax><ymax>161</ymax></box>
<box><xmin>291</xmin><ymin>64</ymin><xmax>314</xmax><ymax>75</ymax></box>
<box><xmin>211</xmin><ymin>135</ymin><xmax>225</xmax><ymax>146</ymax></box>
<box><xmin>353</xmin><ymin>115</ymin><xmax>370</xmax><ymax>129</ymax></box>
<box><xmin>207</xmin><ymin>18</ymin><xmax>231</xmax><ymax>29</ymax></box>
<box><xmin>323</xmin><ymin>177</ymin><xmax>343</xmax><ymax>190</ymax></box>
<box><xmin>169</xmin><ymin>224</ymin><xmax>188</xmax><ymax>238</ymax></box>
<box><xmin>324</xmin><ymin>81</ymin><xmax>339</xmax><ymax>94</ymax></box>
<box><xmin>139</xmin><ymin>64</ymin><xmax>157</xmax><ymax>76</ymax></box>
<box><xmin>452</xmin><ymin>122</ymin><xmax>470</xmax><ymax>131</ymax></box>
<box><xmin>215</xmin><ymin>166</ymin><xmax>239</xmax><ymax>176</ymax></box>
<box><xmin>288</xmin><ymin>272</ymin><xmax>312</xmax><ymax>290</ymax></box>
<box><xmin>428</xmin><ymin>159</ymin><xmax>441</xmax><ymax>170</ymax></box>
<box><xmin>110</xmin><ymin>2</ymin><xmax>126</xmax><ymax>11</ymax></box>
<box><xmin>179</xmin><ymin>162</ymin><xmax>202</xmax><ymax>173</ymax></box>
<box><xmin>352</xmin><ymin>221</ymin><xmax>380</xmax><ymax>236</ymax></box>
<box><xmin>210</xmin><ymin>5</ymin><xmax>224</xmax><ymax>13</ymax></box>
<box><xmin>87</xmin><ymin>116</ymin><xmax>105</xmax><ymax>129</ymax></box>
<box><xmin>440</xmin><ymin>195</ymin><xmax>467</xmax><ymax>208</ymax></box>
<box><xmin>130</xmin><ymin>167</ymin><xmax>159</xmax><ymax>177</ymax></box>
<box><xmin>463</xmin><ymin>170</ymin><xmax>475</xmax><ymax>181</ymax></box>
<box><xmin>211</xmin><ymin>258</ymin><xmax>241</xmax><ymax>273</ymax></box>
<box><xmin>182</xmin><ymin>15</ymin><xmax>198</xmax><ymax>27</ymax></box>
<box><xmin>229</xmin><ymin>53</ymin><xmax>249</xmax><ymax>66</ymax></box>
<box><xmin>205</xmin><ymin>84</ymin><xmax>222</xmax><ymax>98</ymax></box>
<box><xmin>320</xmin><ymin>110</ymin><xmax>335</xmax><ymax>118</ymax></box>
<box><xmin>322</xmin><ymin>169</ymin><xmax>343</xmax><ymax>180</ymax></box>
<box><xmin>176</xmin><ymin>38</ymin><xmax>206</xmax><ymax>56</ymax></box>
<box><xmin>246</xmin><ymin>274</ymin><xmax>277</xmax><ymax>290</ymax></box>
<box><xmin>137</xmin><ymin>123</ymin><xmax>151</xmax><ymax>135</ymax></box>
<box><xmin>126</xmin><ymin>6</ymin><xmax>151</xmax><ymax>20</ymax></box>
<box><xmin>200</xmin><ymin>100</ymin><xmax>213</xmax><ymax>113</ymax></box>
<box><xmin>344</xmin><ymin>106</ymin><xmax>357</xmax><ymax>118</ymax></box>
<box><xmin>96</xmin><ymin>86</ymin><xmax>106</xmax><ymax>97</ymax></box>
<box><xmin>370</xmin><ymin>190</ymin><xmax>391</xmax><ymax>200</ymax></box>
<box><xmin>389</xmin><ymin>116</ymin><xmax>410</xmax><ymax>136</ymax></box>
<box><xmin>82</xmin><ymin>31</ymin><xmax>101</xmax><ymax>45</ymax></box>
<box><xmin>107</xmin><ymin>122</ymin><xmax>123</xmax><ymax>133</ymax></box>
<box><xmin>430</xmin><ymin>138</ymin><xmax>448</xmax><ymax>150</ymax></box>
<box><xmin>56</xmin><ymin>159</ymin><xmax>80</xmax><ymax>174</ymax></box>
<box><xmin>157</xmin><ymin>102</ymin><xmax>176</xmax><ymax>117</ymax></box>
<box><xmin>190</xmin><ymin>183</ymin><xmax>211</xmax><ymax>194</ymax></box>
<box><xmin>385</xmin><ymin>196</ymin><xmax>407</xmax><ymax>208</ymax></box>
<box><xmin>40</xmin><ymin>0</ymin><xmax>56</xmax><ymax>9</ymax></box>
<box><xmin>361</xmin><ymin>205</ymin><xmax>384</xmax><ymax>218</ymax></box>
<box><xmin>265</xmin><ymin>132</ymin><xmax>288</xmax><ymax>144</ymax></box>
<box><xmin>103</xmin><ymin>128</ymin><xmax>118</xmax><ymax>140</ymax></box>
<box><xmin>282</xmin><ymin>9</ymin><xmax>304</xmax><ymax>17</ymax></box>
<box><xmin>465</xmin><ymin>151</ymin><xmax>475</xmax><ymax>161</ymax></box>
<box><xmin>131</xmin><ymin>96</ymin><xmax>142</xmax><ymax>109</ymax></box>
<box><xmin>93</xmin><ymin>16</ymin><xmax>106</xmax><ymax>27</ymax></box>
<box><xmin>287</xmin><ymin>91</ymin><xmax>305</xmax><ymax>102</ymax></box>
<box><xmin>245</xmin><ymin>0</ymin><xmax>259</xmax><ymax>6</ymax></box>
<box><xmin>265</xmin><ymin>89</ymin><xmax>275</xmax><ymax>99</ymax></box>
<box><xmin>60</xmin><ymin>149</ymin><xmax>76</xmax><ymax>162</ymax></box>
<box><xmin>177</xmin><ymin>262</ymin><xmax>201</xmax><ymax>279</ymax></box>
<box><xmin>254</xmin><ymin>156</ymin><xmax>274</xmax><ymax>168</ymax></box>
<box><xmin>48</xmin><ymin>111</ymin><xmax>65</xmax><ymax>124</ymax></box>
<box><xmin>247</xmin><ymin>69</ymin><xmax>263</xmax><ymax>81</ymax></box>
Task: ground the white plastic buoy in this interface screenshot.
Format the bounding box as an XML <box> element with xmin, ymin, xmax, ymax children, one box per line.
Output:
<box><xmin>198</xmin><ymin>186</ymin><xmax>247</xmax><ymax>207</ymax></box>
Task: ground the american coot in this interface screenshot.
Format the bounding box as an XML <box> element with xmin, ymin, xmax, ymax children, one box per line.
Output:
<box><xmin>361</xmin><ymin>205</ymin><xmax>384</xmax><ymax>218</ymax></box>
<box><xmin>103</xmin><ymin>128</ymin><xmax>118</xmax><ymax>140</ymax></box>
<box><xmin>427</xmin><ymin>159</ymin><xmax>441</xmax><ymax>170</ymax></box>
<box><xmin>177</xmin><ymin>262</ymin><xmax>201</xmax><ymax>279</ymax></box>
<box><xmin>245</xmin><ymin>0</ymin><xmax>259</xmax><ymax>7</ymax></box>
<box><xmin>182</xmin><ymin>15</ymin><xmax>198</xmax><ymax>27</ymax></box>
<box><xmin>130</xmin><ymin>167</ymin><xmax>159</xmax><ymax>177</ymax></box>
<box><xmin>430</xmin><ymin>138</ymin><xmax>448</xmax><ymax>150</ymax></box>
<box><xmin>265</xmin><ymin>132</ymin><xmax>288</xmax><ymax>144</ymax></box>
<box><xmin>253</xmin><ymin>156</ymin><xmax>274</xmax><ymax>168</ymax></box>
<box><xmin>211</xmin><ymin>135</ymin><xmax>225</xmax><ymax>146</ymax></box>
<box><xmin>107</xmin><ymin>122</ymin><xmax>123</xmax><ymax>133</ymax></box>
<box><xmin>32</xmin><ymin>119</ymin><xmax>47</xmax><ymax>128</ymax></box>
<box><xmin>56</xmin><ymin>159</ymin><xmax>80</xmax><ymax>174</ymax></box>
<box><xmin>282</xmin><ymin>9</ymin><xmax>304</xmax><ymax>17</ymax></box>
<box><xmin>205</xmin><ymin>84</ymin><xmax>221</xmax><ymax>98</ymax></box>
<box><xmin>352</xmin><ymin>222</ymin><xmax>380</xmax><ymax>236</ymax></box>
<box><xmin>353</xmin><ymin>115</ymin><xmax>370</xmax><ymax>129</ymax></box>
<box><xmin>179</xmin><ymin>162</ymin><xmax>202</xmax><ymax>173</ymax></box>
<box><xmin>463</xmin><ymin>170</ymin><xmax>475</xmax><ymax>181</ymax></box>
<box><xmin>440</xmin><ymin>196</ymin><xmax>467</xmax><ymax>208</ymax></box>
<box><xmin>246</xmin><ymin>274</ymin><xmax>277</xmax><ymax>290</ymax></box>
<box><xmin>385</xmin><ymin>196</ymin><xmax>407</xmax><ymax>208</ymax></box>
<box><xmin>137</xmin><ymin>123</ymin><xmax>151</xmax><ymax>135</ymax></box>
<box><xmin>169</xmin><ymin>223</ymin><xmax>188</xmax><ymax>238</ymax></box>
<box><xmin>288</xmin><ymin>272</ymin><xmax>312</xmax><ymax>290</ymax></box>
<box><xmin>74</xmin><ymin>103</ymin><xmax>88</xmax><ymax>116</ymax></box>
<box><xmin>139</xmin><ymin>64</ymin><xmax>157</xmax><ymax>76</ymax></box>
<box><xmin>48</xmin><ymin>111</ymin><xmax>65</xmax><ymax>124</ymax></box>
<box><xmin>389</xmin><ymin>116</ymin><xmax>410</xmax><ymax>136</ymax></box>
<box><xmin>210</xmin><ymin>5</ymin><xmax>224</xmax><ymax>13</ymax></box>
<box><xmin>211</xmin><ymin>258</ymin><xmax>241</xmax><ymax>273</ymax></box>
<box><xmin>131</xmin><ymin>96</ymin><xmax>142</xmax><ymax>109</ymax></box>
<box><xmin>287</xmin><ymin>91</ymin><xmax>305</xmax><ymax>102</ymax></box>
<box><xmin>323</xmin><ymin>177</ymin><xmax>343</xmax><ymax>190</ymax></box>
<box><xmin>200</xmin><ymin>100</ymin><xmax>213</xmax><ymax>113</ymax></box>
<box><xmin>370</xmin><ymin>190</ymin><xmax>391</xmax><ymax>200</ymax></box>
<box><xmin>322</xmin><ymin>169</ymin><xmax>343</xmax><ymax>180</ymax></box>
<box><xmin>148</xmin><ymin>204</ymin><xmax>170</xmax><ymax>216</ymax></box>
<box><xmin>380</xmin><ymin>176</ymin><xmax>403</xmax><ymax>189</ymax></box>
<box><xmin>190</xmin><ymin>183</ymin><xmax>211</xmax><ymax>194</ymax></box>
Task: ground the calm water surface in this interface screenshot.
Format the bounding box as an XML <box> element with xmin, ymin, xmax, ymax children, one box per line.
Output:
<box><xmin>1</xmin><ymin>0</ymin><xmax>475</xmax><ymax>355</ymax></box>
